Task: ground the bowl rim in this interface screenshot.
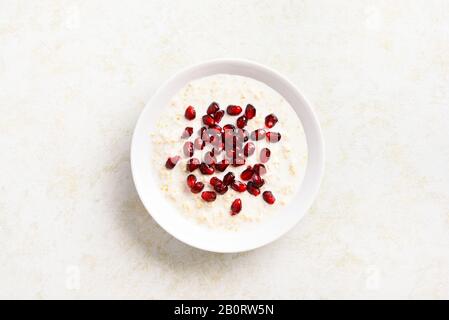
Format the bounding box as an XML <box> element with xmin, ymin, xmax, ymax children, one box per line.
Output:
<box><xmin>131</xmin><ymin>58</ymin><xmax>325</xmax><ymax>253</ymax></box>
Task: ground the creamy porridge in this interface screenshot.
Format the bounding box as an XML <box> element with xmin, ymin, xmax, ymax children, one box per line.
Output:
<box><xmin>151</xmin><ymin>74</ymin><xmax>307</xmax><ymax>230</ymax></box>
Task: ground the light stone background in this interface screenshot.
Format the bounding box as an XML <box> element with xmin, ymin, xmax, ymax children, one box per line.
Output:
<box><xmin>1</xmin><ymin>0</ymin><xmax>448</xmax><ymax>300</ymax></box>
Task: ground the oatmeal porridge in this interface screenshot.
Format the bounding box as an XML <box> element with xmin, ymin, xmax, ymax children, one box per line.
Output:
<box><xmin>151</xmin><ymin>74</ymin><xmax>307</xmax><ymax>230</ymax></box>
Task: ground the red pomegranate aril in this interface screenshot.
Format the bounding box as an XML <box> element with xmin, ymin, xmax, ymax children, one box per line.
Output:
<box><xmin>214</xmin><ymin>159</ymin><xmax>229</xmax><ymax>172</ymax></box>
<box><xmin>230</xmin><ymin>198</ymin><xmax>242</xmax><ymax>215</ymax></box>
<box><xmin>263</xmin><ymin>191</ymin><xmax>276</xmax><ymax>204</ymax></box>
<box><xmin>266</xmin><ymin>132</ymin><xmax>282</xmax><ymax>143</ymax></box>
<box><xmin>200</xmin><ymin>163</ymin><xmax>215</xmax><ymax>175</ymax></box>
<box><xmin>210</xmin><ymin>177</ymin><xmax>222</xmax><ymax>187</ymax></box>
<box><xmin>186</xmin><ymin>158</ymin><xmax>200</xmax><ymax>172</ymax></box>
<box><xmin>165</xmin><ymin>156</ymin><xmax>181</xmax><ymax>169</ymax></box>
<box><xmin>181</xmin><ymin>127</ymin><xmax>193</xmax><ymax>138</ymax></box>
<box><xmin>236</xmin><ymin>115</ymin><xmax>248</xmax><ymax>129</ymax></box>
<box><xmin>245</xmin><ymin>104</ymin><xmax>256</xmax><ymax>119</ymax></box>
<box><xmin>207</xmin><ymin>102</ymin><xmax>220</xmax><ymax>115</ymax></box>
<box><xmin>184</xmin><ymin>106</ymin><xmax>196</xmax><ymax>120</ymax></box>
<box><xmin>250</xmin><ymin>129</ymin><xmax>266</xmax><ymax>141</ymax></box>
<box><xmin>191</xmin><ymin>181</ymin><xmax>205</xmax><ymax>194</ymax></box>
<box><xmin>204</xmin><ymin>152</ymin><xmax>217</xmax><ymax>165</ymax></box>
<box><xmin>231</xmin><ymin>181</ymin><xmax>247</xmax><ymax>192</ymax></box>
<box><xmin>223</xmin><ymin>124</ymin><xmax>235</xmax><ymax>131</ymax></box>
<box><xmin>214</xmin><ymin>110</ymin><xmax>225</xmax><ymax>123</ymax></box>
<box><xmin>201</xmin><ymin>191</ymin><xmax>217</xmax><ymax>202</ymax></box>
<box><xmin>223</xmin><ymin>172</ymin><xmax>235</xmax><ymax>186</ymax></box>
<box><xmin>243</xmin><ymin>142</ymin><xmax>255</xmax><ymax>157</ymax></box>
<box><xmin>240</xmin><ymin>166</ymin><xmax>254</xmax><ymax>181</ymax></box>
<box><xmin>226</xmin><ymin>105</ymin><xmax>242</xmax><ymax>116</ymax></box>
<box><xmin>214</xmin><ymin>182</ymin><xmax>228</xmax><ymax>195</ymax></box>
<box><xmin>186</xmin><ymin>174</ymin><xmax>197</xmax><ymax>188</ymax></box>
<box><xmin>265</xmin><ymin>113</ymin><xmax>278</xmax><ymax>128</ymax></box>
<box><xmin>253</xmin><ymin>163</ymin><xmax>267</xmax><ymax>176</ymax></box>
<box><xmin>183</xmin><ymin>141</ymin><xmax>194</xmax><ymax>157</ymax></box>
<box><xmin>194</xmin><ymin>137</ymin><xmax>205</xmax><ymax>150</ymax></box>
<box><xmin>202</xmin><ymin>115</ymin><xmax>215</xmax><ymax>127</ymax></box>
<box><xmin>252</xmin><ymin>174</ymin><xmax>265</xmax><ymax>188</ymax></box>
<box><xmin>247</xmin><ymin>181</ymin><xmax>261</xmax><ymax>196</ymax></box>
<box><xmin>260</xmin><ymin>148</ymin><xmax>271</xmax><ymax>163</ymax></box>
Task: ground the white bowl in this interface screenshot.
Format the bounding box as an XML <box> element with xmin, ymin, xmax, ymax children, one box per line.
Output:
<box><xmin>131</xmin><ymin>59</ymin><xmax>324</xmax><ymax>253</ymax></box>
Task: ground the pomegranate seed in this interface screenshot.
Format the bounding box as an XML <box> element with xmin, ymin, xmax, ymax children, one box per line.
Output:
<box><xmin>214</xmin><ymin>182</ymin><xmax>228</xmax><ymax>195</ymax></box>
<box><xmin>194</xmin><ymin>137</ymin><xmax>205</xmax><ymax>150</ymax></box>
<box><xmin>186</xmin><ymin>158</ymin><xmax>200</xmax><ymax>172</ymax></box>
<box><xmin>202</xmin><ymin>115</ymin><xmax>215</xmax><ymax>127</ymax></box>
<box><xmin>231</xmin><ymin>181</ymin><xmax>247</xmax><ymax>192</ymax></box>
<box><xmin>201</xmin><ymin>191</ymin><xmax>217</xmax><ymax>202</ymax></box>
<box><xmin>165</xmin><ymin>156</ymin><xmax>180</xmax><ymax>169</ymax></box>
<box><xmin>191</xmin><ymin>181</ymin><xmax>205</xmax><ymax>194</ymax></box>
<box><xmin>210</xmin><ymin>177</ymin><xmax>222</xmax><ymax>187</ymax></box>
<box><xmin>214</xmin><ymin>110</ymin><xmax>225</xmax><ymax>123</ymax></box>
<box><xmin>204</xmin><ymin>152</ymin><xmax>217</xmax><ymax>165</ymax></box>
<box><xmin>230</xmin><ymin>198</ymin><xmax>242</xmax><ymax>215</ymax></box>
<box><xmin>240</xmin><ymin>166</ymin><xmax>254</xmax><ymax>181</ymax></box>
<box><xmin>266</xmin><ymin>132</ymin><xmax>282</xmax><ymax>143</ymax></box>
<box><xmin>260</xmin><ymin>148</ymin><xmax>271</xmax><ymax>163</ymax></box>
<box><xmin>253</xmin><ymin>163</ymin><xmax>267</xmax><ymax>176</ymax></box>
<box><xmin>263</xmin><ymin>191</ymin><xmax>276</xmax><ymax>204</ymax></box>
<box><xmin>223</xmin><ymin>172</ymin><xmax>235</xmax><ymax>186</ymax></box>
<box><xmin>250</xmin><ymin>129</ymin><xmax>266</xmax><ymax>141</ymax></box>
<box><xmin>183</xmin><ymin>141</ymin><xmax>194</xmax><ymax>157</ymax></box>
<box><xmin>184</xmin><ymin>106</ymin><xmax>196</xmax><ymax>120</ymax></box>
<box><xmin>265</xmin><ymin>113</ymin><xmax>278</xmax><ymax>128</ymax></box>
<box><xmin>236</xmin><ymin>116</ymin><xmax>248</xmax><ymax>129</ymax></box>
<box><xmin>186</xmin><ymin>174</ymin><xmax>197</xmax><ymax>188</ymax></box>
<box><xmin>207</xmin><ymin>102</ymin><xmax>220</xmax><ymax>115</ymax></box>
<box><xmin>214</xmin><ymin>159</ymin><xmax>229</xmax><ymax>172</ymax></box>
<box><xmin>200</xmin><ymin>163</ymin><xmax>215</xmax><ymax>175</ymax></box>
<box><xmin>226</xmin><ymin>105</ymin><xmax>242</xmax><ymax>116</ymax></box>
<box><xmin>223</xmin><ymin>124</ymin><xmax>235</xmax><ymax>131</ymax></box>
<box><xmin>181</xmin><ymin>127</ymin><xmax>193</xmax><ymax>138</ymax></box>
<box><xmin>247</xmin><ymin>181</ymin><xmax>261</xmax><ymax>196</ymax></box>
<box><xmin>245</xmin><ymin>104</ymin><xmax>256</xmax><ymax>119</ymax></box>
<box><xmin>252</xmin><ymin>174</ymin><xmax>265</xmax><ymax>188</ymax></box>
<box><xmin>243</xmin><ymin>142</ymin><xmax>255</xmax><ymax>157</ymax></box>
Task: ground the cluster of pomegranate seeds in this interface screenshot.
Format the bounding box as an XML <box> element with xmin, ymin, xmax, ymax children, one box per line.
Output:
<box><xmin>165</xmin><ymin>102</ymin><xmax>280</xmax><ymax>213</ymax></box>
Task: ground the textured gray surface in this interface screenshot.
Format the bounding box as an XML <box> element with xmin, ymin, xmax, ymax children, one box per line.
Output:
<box><xmin>1</xmin><ymin>0</ymin><xmax>449</xmax><ymax>299</ymax></box>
